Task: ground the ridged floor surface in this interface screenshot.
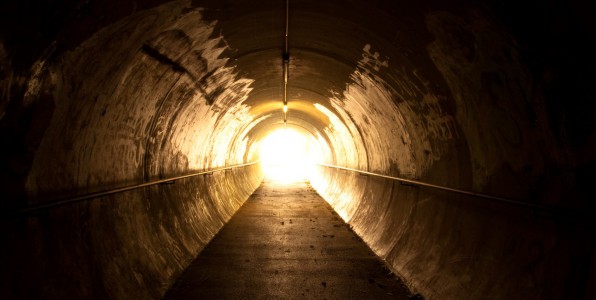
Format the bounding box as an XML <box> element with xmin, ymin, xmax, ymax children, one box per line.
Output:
<box><xmin>164</xmin><ymin>179</ymin><xmax>411</xmax><ymax>299</ymax></box>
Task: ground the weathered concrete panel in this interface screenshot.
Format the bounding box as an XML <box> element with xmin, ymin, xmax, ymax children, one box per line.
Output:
<box><xmin>2</xmin><ymin>165</ymin><xmax>262</xmax><ymax>299</ymax></box>
<box><xmin>313</xmin><ymin>166</ymin><xmax>585</xmax><ymax>299</ymax></box>
<box><xmin>1</xmin><ymin>2</ymin><xmax>263</xmax><ymax>299</ymax></box>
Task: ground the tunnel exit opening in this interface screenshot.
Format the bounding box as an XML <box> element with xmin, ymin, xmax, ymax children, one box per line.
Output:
<box><xmin>258</xmin><ymin>128</ymin><xmax>323</xmax><ymax>184</ymax></box>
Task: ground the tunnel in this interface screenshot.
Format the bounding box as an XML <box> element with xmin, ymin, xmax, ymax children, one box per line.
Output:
<box><xmin>1</xmin><ymin>0</ymin><xmax>595</xmax><ymax>299</ymax></box>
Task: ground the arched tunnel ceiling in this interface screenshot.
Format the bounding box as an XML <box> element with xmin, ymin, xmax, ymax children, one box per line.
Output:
<box><xmin>0</xmin><ymin>0</ymin><xmax>593</xmax><ymax>203</ymax></box>
<box><xmin>198</xmin><ymin>0</ymin><xmax>469</xmax><ymax>177</ymax></box>
<box><xmin>207</xmin><ymin>0</ymin><xmax>453</xmax><ymax>149</ymax></box>
<box><xmin>0</xmin><ymin>0</ymin><xmax>593</xmax><ymax>199</ymax></box>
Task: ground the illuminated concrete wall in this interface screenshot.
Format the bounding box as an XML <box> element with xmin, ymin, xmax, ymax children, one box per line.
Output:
<box><xmin>1</xmin><ymin>2</ymin><xmax>264</xmax><ymax>298</ymax></box>
<box><xmin>1</xmin><ymin>0</ymin><xmax>594</xmax><ymax>299</ymax></box>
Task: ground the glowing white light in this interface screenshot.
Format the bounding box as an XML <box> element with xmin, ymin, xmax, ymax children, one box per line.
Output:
<box><xmin>259</xmin><ymin>128</ymin><xmax>322</xmax><ymax>184</ymax></box>
<box><xmin>283</xmin><ymin>104</ymin><xmax>288</xmax><ymax>113</ymax></box>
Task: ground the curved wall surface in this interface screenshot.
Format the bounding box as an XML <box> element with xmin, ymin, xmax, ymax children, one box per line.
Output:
<box><xmin>1</xmin><ymin>0</ymin><xmax>594</xmax><ymax>299</ymax></box>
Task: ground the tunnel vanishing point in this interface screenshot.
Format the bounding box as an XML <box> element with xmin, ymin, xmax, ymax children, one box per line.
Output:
<box><xmin>1</xmin><ymin>0</ymin><xmax>595</xmax><ymax>299</ymax></box>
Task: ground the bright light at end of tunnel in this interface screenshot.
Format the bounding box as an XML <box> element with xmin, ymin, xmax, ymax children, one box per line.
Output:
<box><xmin>259</xmin><ymin>128</ymin><xmax>322</xmax><ymax>184</ymax></box>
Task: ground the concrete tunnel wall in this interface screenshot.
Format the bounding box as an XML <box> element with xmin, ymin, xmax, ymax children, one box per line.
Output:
<box><xmin>1</xmin><ymin>0</ymin><xmax>595</xmax><ymax>299</ymax></box>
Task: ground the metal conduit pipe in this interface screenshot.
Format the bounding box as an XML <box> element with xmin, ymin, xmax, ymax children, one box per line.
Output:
<box><xmin>282</xmin><ymin>0</ymin><xmax>290</xmax><ymax>125</ymax></box>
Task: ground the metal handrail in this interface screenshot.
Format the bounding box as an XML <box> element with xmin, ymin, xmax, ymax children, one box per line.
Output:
<box><xmin>317</xmin><ymin>163</ymin><xmax>553</xmax><ymax>212</ymax></box>
<box><xmin>10</xmin><ymin>161</ymin><xmax>260</xmax><ymax>215</ymax></box>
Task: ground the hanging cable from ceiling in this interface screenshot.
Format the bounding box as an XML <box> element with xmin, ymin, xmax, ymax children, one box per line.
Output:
<box><xmin>282</xmin><ymin>0</ymin><xmax>290</xmax><ymax>127</ymax></box>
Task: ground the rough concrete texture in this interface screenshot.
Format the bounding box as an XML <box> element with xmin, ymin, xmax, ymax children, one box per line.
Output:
<box><xmin>2</xmin><ymin>165</ymin><xmax>262</xmax><ymax>299</ymax></box>
<box><xmin>165</xmin><ymin>180</ymin><xmax>414</xmax><ymax>299</ymax></box>
<box><xmin>1</xmin><ymin>0</ymin><xmax>595</xmax><ymax>299</ymax></box>
<box><xmin>312</xmin><ymin>166</ymin><xmax>584</xmax><ymax>299</ymax></box>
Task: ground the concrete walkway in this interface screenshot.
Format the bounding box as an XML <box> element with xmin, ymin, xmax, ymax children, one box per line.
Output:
<box><xmin>164</xmin><ymin>179</ymin><xmax>411</xmax><ymax>299</ymax></box>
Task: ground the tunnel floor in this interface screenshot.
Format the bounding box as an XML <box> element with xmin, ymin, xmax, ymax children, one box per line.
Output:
<box><xmin>163</xmin><ymin>179</ymin><xmax>412</xmax><ymax>299</ymax></box>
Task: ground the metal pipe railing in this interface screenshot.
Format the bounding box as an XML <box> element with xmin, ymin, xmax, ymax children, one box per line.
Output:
<box><xmin>317</xmin><ymin>163</ymin><xmax>553</xmax><ymax>213</ymax></box>
<box><xmin>10</xmin><ymin>161</ymin><xmax>260</xmax><ymax>216</ymax></box>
